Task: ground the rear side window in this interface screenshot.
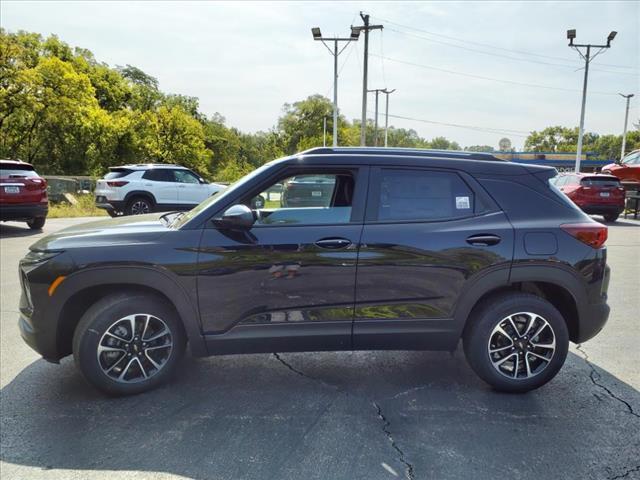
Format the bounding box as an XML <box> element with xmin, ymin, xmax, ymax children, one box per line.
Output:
<box><xmin>581</xmin><ymin>176</ymin><xmax>620</xmax><ymax>187</ymax></box>
<box><xmin>377</xmin><ymin>169</ymin><xmax>475</xmax><ymax>221</ymax></box>
<box><xmin>142</xmin><ymin>169</ymin><xmax>173</xmax><ymax>182</ymax></box>
<box><xmin>105</xmin><ymin>168</ymin><xmax>133</xmax><ymax>180</ymax></box>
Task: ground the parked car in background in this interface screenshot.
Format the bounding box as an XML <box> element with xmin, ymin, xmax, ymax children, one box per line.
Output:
<box><xmin>551</xmin><ymin>173</ymin><xmax>625</xmax><ymax>222</ymax></box>
<box><xmin>0</xmin><ymin>159</ymin><xmax>48</xmax><ymax>229</ymax></box>
<box><xmin>19</xmin><ymin>147</ymin><xmax>610</xmax><ymax>396</ymax></box>
<box><xmin>280</xmin><ymin>174</ymin><xmax>341</xmax><ymax>207</ymax></box>
<box><xmin>601</xmin><ymin>149</ymin><xmax>640</xmax><ymax>186</ymax></box>
<box><xmin>94</xmin><ymin>164</ymin><xmax>224</xmax><ymax>216</ymax></box>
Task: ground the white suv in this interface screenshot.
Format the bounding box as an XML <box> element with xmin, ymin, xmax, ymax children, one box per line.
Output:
<box><xmin>95</xmin><ymin>164</ymin><xmax>224</xmax><ymax>216</ymax></box>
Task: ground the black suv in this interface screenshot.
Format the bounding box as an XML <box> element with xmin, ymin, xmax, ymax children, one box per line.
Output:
<box><xmin>18</xmin><ymin>147</ymin><xmax>610</xmax><ymax>395</ymax></box>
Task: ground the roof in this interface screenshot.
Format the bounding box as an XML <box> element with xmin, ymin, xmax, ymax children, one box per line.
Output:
<box><xmin>0</xmin><ymin>159</ymin><xmax>33</xmax><ymax>167</ymax></box>
<box><xmin>300</xmin><ymin>147</ymin><xmax>504</xmax><ymax>162</ymax></box>
<box><xmin>109</xmin><ymin>163</ymin><xmax>187</xmax><ymax>170</ymax></box>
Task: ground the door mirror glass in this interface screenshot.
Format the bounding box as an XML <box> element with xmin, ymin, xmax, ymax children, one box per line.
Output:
<box><xmin>214</xmin><ymin>204</ymin><xmax>254</xmax><ymax>230</ymax></box>
<box><xmin>199</xmin><ymin>177</ymin><xmax>208</xmax><ymax>184</ymax></box>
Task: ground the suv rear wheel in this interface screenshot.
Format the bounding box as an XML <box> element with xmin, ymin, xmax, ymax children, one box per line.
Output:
<box><xmin>463</xmin><ymin>293</ymin><xmax>569</xmax><ymax>393</ymax></box>
<box><xmin>126</xmin><ymin>196</ymin><xmax>152</xmax><ymax>215</ymax></box>
<box><xmin>27</xmin><ymin>217</ymin><xmax>46</xmax><ymax>230</ymax></box>
<box><xmin>72</xmin><ymin>293</ymin><xmax>186</xmax><ymax>396</ymax></box>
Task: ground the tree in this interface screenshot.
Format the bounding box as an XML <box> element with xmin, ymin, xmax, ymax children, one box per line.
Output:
<box><xmin>465</xmin><ymin>145</ymin><xmax>494</xmax><ymax>153</ymax></box>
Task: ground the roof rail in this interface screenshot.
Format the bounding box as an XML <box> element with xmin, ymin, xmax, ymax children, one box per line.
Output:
<box><xmin>299</xmin><ymin>146</ymin><xmax>505</xmax><ymax>162</ymax></box>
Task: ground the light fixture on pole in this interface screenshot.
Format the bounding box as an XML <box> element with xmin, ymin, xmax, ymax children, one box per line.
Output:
<box><xmin>619</xmin><ymin>93</ymin><xmax>634</xmax><ymax>160</ymax></box>
<box><xmin>567</xmin><ymin>28</ymin><xmax>617</xmax><ymax>172</ymax></box>
<box><xmin>311</xmin><ymin>26</ymin><xmax>360</xmax><ymax>147</ymax></box>
<box><xmin>382</xmin><ymin>88</ymin><xmax>396</xmax><ymax>147</ymax></box>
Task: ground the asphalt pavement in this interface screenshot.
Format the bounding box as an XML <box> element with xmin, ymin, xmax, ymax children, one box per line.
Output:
<box><xmin>1</xmin><ymin>217</ymin><xmax>639</xmax><ymax>480</ymax></box>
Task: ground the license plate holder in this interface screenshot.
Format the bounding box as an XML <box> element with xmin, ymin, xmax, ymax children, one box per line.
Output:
<box><xmin>3</xmin><ymin>186</ymin><xmax>20</xmax><ymax>194</ymax></box>
<box><xmin>600</xmin><ymin>192</ymin><xmax>610</xmax><ymax>197</ymax></box>
<box><xmin>311</xmin><ymin>191</ymin><xmax>322</xmax><ymax>197</ymax></box>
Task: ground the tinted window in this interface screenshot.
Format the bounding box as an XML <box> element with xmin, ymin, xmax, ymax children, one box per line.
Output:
<box><xmin>581</xmin><ymin>176</ymin><xmax>621</xmax><ymax>187</ymax></box>
<box><xmin>142</xmin><ymin>169</ymin><xmax>172</xmax><ymax>182</ymax></box>
<box><xmin>0</xmin><ymin>167</ymin><xmax>38</xmax><ymax>178</ymax></box>
<box><xmin>173</xmin><ymin>169</ymin><xmax>200</xmax><ymax>184</ymax></box>
<box><xmin>622</xmin><ymin>152</ymin><xmax>640</xmax><ymax>165</ymax></box>
<box><xmin>377</xmin><ymin>169</ymin><xmax>474</xmax><ymax>221</ymax></box>
<box><xmin>249</xmin><ymin>172</ymin><xmax>355</xmax><ymax>226</ymax></box>
<box><xmin>105</xmin><ymin>168</ymin><xmax>133</xmax><ymax>180</ymax></box>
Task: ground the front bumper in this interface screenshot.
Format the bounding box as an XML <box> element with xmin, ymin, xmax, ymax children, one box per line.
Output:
<box><xmin>0</xmin><ymin>203</ymin><xmax>48</xmax><ymax>221</ymax></box>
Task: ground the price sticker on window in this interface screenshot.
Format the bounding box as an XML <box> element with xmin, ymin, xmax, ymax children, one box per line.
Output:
<box><xmin>456</xmin><ymin>196</ymin><xmax>471</xmax><ymax>209</ymax></box>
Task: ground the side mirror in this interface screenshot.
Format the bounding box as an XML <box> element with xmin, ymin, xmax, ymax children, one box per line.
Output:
<box><xmin>199</xmin><ymin>177</ymin><xmax>208</xmax><ymax>184</ymax></box>
<box><xmin>213</xmin><ymin>204</ymin><xmax>254</xmax><ymax>230</ymax></box>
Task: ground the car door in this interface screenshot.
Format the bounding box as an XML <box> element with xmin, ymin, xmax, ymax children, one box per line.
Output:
<box><xmin>173</xmin><ymin>169</ymin><xmax>209</xmax><ymax>206</ymax></box>
<box><xmin>197</xmin><ymin>166</ymin><xmax>369</xmax><ymax>354</ymax></box>
<box><xmin>141</xmin><ymin>169</ymin><xmax>179</xmax><ymax>207</ymax></box>
<box><xmin>353</xmin><ymin>166</ymin><xmax>514</xmax><ymax>350</ymax></box>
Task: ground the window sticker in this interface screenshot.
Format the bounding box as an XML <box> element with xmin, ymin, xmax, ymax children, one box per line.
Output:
<box><xmin>456</xmin><ymin>196</ymin><xmax>471</xmax><ymax>209</ymax></box>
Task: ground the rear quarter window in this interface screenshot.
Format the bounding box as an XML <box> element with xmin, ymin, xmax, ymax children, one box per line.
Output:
<box><xmin>105</xmin><ymin>169</ymin><xmax>133</xmax><ymax>180</ymax></box>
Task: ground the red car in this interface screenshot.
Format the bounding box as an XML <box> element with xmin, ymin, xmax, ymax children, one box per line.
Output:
<box><xmin>552</xmin><ymin>173</ymin><xmax>625</xmax><ymax>222</ymax></box>
<box><xmin>601</xmin><ymin>149</ymin><xmax>640</xmax><ymax>186</ymax></box>
<box><xmin>0</xmin><ymin>159</ymin><xmax>48</xmax><ymax>229</ymax></box>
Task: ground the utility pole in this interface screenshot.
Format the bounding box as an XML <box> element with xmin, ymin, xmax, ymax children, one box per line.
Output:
<box><xmin>312</xmin><ymin>26</ymin><xmax>360</xmax><ymax>147</ymax></box>
<box><xmin>367</xmin><ymin>89</ymin><xmax>382</xmax><ymax>146</ymax></box>
<box><xmin>323</xmin><ymin>116</ymin><xmax>327</xmax><ymax>147</ymax></box>
<box><xmin>382</xmin><ymin>88</ymin><xmax>396</xmax><ymax>147</ymax></box>
<box><xmin>353</xmin><ymin>13</ymin><xmax>383</xmax><ymax>146</ymax></box>
<box><xmin>619</xmin><ymin>93</ymin><xmax>634</xmax><ymax>160</ymax></box>
<box><xmin>567</xmin><ymin>28</ymin><xmax>617</xmax><ymax>172</ymax></box>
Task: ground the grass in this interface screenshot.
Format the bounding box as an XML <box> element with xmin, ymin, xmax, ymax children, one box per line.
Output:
<box><xmin>48</xmin><ymin>194</ymin><xmax>108</xmax><ymax>218</ymax></box>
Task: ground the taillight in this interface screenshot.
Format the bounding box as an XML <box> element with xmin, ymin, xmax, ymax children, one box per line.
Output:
<box><xmin>561</xmin><ymin>223</ymin><xmax>608</xmax><ymax>248</ymax></box>
<box><xmin>107</xmin><ymin>181</ymin><xmax>129</xmax><ymax>187</ymax></box>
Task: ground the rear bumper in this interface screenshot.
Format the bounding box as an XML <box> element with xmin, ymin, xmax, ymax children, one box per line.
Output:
<box><xmin>0</xmin><ymin>203</ymin><xmax>48</xmax><ymax>221</ymax></box>
<box><xmin>95</xmin><ymin>197</ymin><xmax>124</xmax><ymax>213</ymax></box>
<box><xmin>576</xmin><ymin>264</ymin><xmax>611</xmax><ymax>343</ymax></box>
<box><xmin>578</xmin><ymin>204</ymin><xmax>624</xmax><ymax>216</ymax></box>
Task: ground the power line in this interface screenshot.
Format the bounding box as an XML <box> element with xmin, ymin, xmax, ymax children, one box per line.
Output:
<box><xmin>371</xmin><ymin>53</ymin><xmax>621</xmax><ymax>96</ymax></box>
<box><xmin>369</xmin><ymin>14</ymin><xmax>637</xmax><ymax>70</ymax></box>
<box><xmin>385</xmin><ymin>27</ymin><xmax>638</xmax><ymax>76</ymax></box>
<box><xmin>370</xmin><ymin>110</ymin><xmax>531</xmax><ymax>137</ymax></box>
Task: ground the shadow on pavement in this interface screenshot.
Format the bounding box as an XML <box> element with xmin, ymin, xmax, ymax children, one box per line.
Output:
<box><xmin>1</xmin><ymin>350</ymin><xmax>638</xmax><ymax>480</ymax></box>
<box><xmin>0</xmin><ymin>223</ymin><xmax>43</xmax><ymax>238</ymax></box>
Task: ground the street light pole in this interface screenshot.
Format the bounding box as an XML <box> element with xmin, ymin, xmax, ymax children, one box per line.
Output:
<box><xmin>311</xmin><ymin>27</ymin><xmax>360</xmax><ymax>148</ymax></box>
<box><xmin>382</xmin><ymin>88</ymin><xmax>396</xmax><ymax>147</ymax></box>
<box><xmin>567</xmin><ymin>28</ymin><xmax>617</xmax><ymax>172</ymax></box>
<box><xmin>619</xmin><ymin>93</ymin><xmax>634</xmax><ymax>160</ymax></box>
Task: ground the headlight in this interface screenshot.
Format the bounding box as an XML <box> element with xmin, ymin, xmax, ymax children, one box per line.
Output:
<box><xmin>21</xmin><ymin>250</ymin><xmax>63</xmax><ymax>266</ymax></box>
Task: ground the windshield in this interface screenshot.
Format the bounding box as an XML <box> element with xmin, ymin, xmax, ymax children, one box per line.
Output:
<box><xmin>172</xmin><ymin>162</ymin><xmax>275</xmax><ymax>229</ymax></box>
<box><xmin>622</xmin><ymin>152</ymin><xmax>639</xmax><ymax>165</ymax></box>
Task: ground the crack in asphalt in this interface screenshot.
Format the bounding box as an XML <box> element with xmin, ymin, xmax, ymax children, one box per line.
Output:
<box><xmin>272</xmin><ymin>353</ymin><xmax>339</xmax><ymax>391</ymax></box>
<box><xmin>608</xmin><ymin>465</ymin><xmax>640</xmax><ymax>480</ymax></box>
<box><xmin>373</xmin><ymin>402</ymin><xmax>415</xmax><ymax>480</ymax></box>
<box><xmin>575</xmin><ymin>344</ymin><xmax>640</xmax><ymax>419</ymax></box>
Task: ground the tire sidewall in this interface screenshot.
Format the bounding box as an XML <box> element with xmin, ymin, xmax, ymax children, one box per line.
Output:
<box><xmin>73</xmin><ymin>294</ymin><xmax>185</xmax><ymax>396</ymax></box>
<box><xmin>464</xmin><ymin>294</ymin><xmax>569</xmax><ymax>393</ymax></box>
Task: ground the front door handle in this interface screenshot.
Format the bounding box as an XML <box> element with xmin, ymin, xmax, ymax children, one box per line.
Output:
<box><xmin>315</xmin><ymin>237</ymin><xmax>352</xmax><ymax>249</ymax></box>
<box><xmin>466</xmin><ymin>234</ymin><xmax>501</xmax><ymax>246</ymax></box>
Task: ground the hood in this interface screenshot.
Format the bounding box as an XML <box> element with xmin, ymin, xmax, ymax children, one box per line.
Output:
<box><xmin>601</xmin><ymin>162</ymin><xmax>618</xmax><ymax>170</ymax></box>
<box><xmin>30</xmin><ymin>213</ymin><xmax>171</xmax><ymax>251</ymax></box>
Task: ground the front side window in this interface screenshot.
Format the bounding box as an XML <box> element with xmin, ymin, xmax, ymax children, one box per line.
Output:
<box><xmin>173</xmin><ymin>170</ymin><xmax>200</xmax><ymax>184</ymax></box>
<box><xmin>247</xmin><ymin>172</ymin><xmax>355</xmax><ymax>226</ymax></box>
<box><xmin>376</xmin><ymin>169</ymin><xmax>475</xmax><ymax>221</ymax></box>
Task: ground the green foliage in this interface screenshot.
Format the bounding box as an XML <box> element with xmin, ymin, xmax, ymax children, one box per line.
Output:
<box><xmin>465</xmin><ymin>145</ymin><xmax>494</xmax><ymax>153</ymax></box>
<box><xmin>524</xmin><ymin>125</ymin><xmax>639</xmax><ymax>159</ymax></box>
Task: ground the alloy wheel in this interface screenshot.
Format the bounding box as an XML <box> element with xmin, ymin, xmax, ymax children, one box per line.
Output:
<box><xmin>97</xmin><ymin>314</ymin><xmax>173</xmax><ymax>383</ymax></box>
<box><xmin>488</xmin><ymin>312</ymin><xmax>556</xmax><ymax>380</ymax></box>
<box><xmin>130</xmin><ymin>200</ymin><xmax>150</xmax><ymax>214</ymax></box>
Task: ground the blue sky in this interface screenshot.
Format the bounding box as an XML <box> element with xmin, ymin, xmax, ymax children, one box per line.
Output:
<box><xmin>2</xmin><ymin>1</ymin><xmax>638</xmax><ymax>149</ymax></box>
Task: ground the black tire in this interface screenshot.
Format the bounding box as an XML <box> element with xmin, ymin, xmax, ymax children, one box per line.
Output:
<box><xmin>72</xmin><ymin>293</ymin><xmax>186</xmax><ymax>396</ymax></box>
<box><xmin>603</xmin><ymin>213</ymin><xmax>619</xmax><ymax>222</ymax></box>
<box><xmin>125</xmin><ymin>196</ymin><xmax>153</xmax><ymax>215</ymax></box>
<box><xmin>27</xmin><ymin>217</ymin><xmax>46</xmax><ymax>230</ymax></box>
<box><xmin>463</xmin><ymin>292</ymin><xmax>569</xmax><ymax>393</ymax></box>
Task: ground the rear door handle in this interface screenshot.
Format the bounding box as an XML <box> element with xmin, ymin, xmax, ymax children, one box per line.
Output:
<box><xmin>466</xmin><ymin>234</ymin><xmax>501</xmax><ymax>246</ymax></box>
<box><xmin>315</xmin><ymin>238</ymin><xmax>352</xmax><ymax>249</ymax></box>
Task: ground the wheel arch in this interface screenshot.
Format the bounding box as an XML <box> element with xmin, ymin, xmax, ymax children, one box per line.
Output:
<box><xmin>124</xmin><ymin>190</ymin><xmax>157</xmax><ymax>207</ymax></box>
<box><xmin>54</xmin><ymin>266</ymin><xmax>205</xmax><ymax>359</ymax></box>
<box><xmin>455</xmin><ymin>265</ymin><xmax>584</xmax><ymax>342</ymax></box>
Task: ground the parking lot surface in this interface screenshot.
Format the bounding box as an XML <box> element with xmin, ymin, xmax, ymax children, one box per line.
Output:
<box><xmin>1</xmin><ymin>217</ymin><xmax>639</xmax><ymax>480</ymax></box>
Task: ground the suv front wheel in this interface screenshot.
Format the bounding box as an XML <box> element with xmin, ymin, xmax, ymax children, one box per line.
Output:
<box><xmin>463</xmin><ymin>292</ymin><xmax>569</xmax><ymax>393</ymax></box>
<box><xmin>72</xmin><ymin>293</ymin><xmax>186</xmax><ymax>396</ymax></box>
